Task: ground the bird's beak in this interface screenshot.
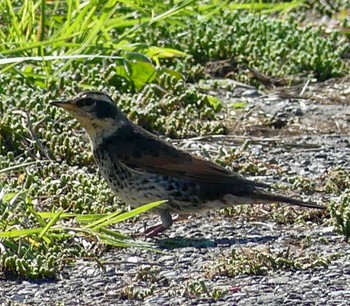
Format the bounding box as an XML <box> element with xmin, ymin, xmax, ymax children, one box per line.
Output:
<box><xmin>50</xmin><ymin>100</ymin><xmax>76</xmax><ymax>111</ymax></box>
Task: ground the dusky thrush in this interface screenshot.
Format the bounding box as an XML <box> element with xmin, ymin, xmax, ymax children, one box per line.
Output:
<box><xmin>51</xmin><ymin>91</ymin><xmax>324</xmax><ymax>235</ymax></box>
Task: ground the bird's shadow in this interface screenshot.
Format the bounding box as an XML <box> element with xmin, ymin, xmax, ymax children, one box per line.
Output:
<box><xmin>154</xmin><ymin>235</ymin><xmax>278</xmax><ymax>249</ymax></box>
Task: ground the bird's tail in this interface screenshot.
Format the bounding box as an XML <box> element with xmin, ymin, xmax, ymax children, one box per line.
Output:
<box><xmin>252</xmin><ymin>190</ymin><xmax>325</xmax><ymax>209</ymax></box>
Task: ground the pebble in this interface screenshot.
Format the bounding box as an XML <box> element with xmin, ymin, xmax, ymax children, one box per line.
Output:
<box><xmin>241</xmin><ymin>89</ymin><xmax>260</xmax><ymax>97</ymax></box>
<box><xmin>267</xmin><ymin>276</ymin><xmax>290</xmax><ymax>284</ymax></box>
<box><xmin>158</xmin><ymin>271</ymin><xmax>178</xmax><ymax>279</ymax></box>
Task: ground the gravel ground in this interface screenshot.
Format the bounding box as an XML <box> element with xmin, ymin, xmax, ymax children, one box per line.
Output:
<box><xmin>1</xmin><ymin>83</ymin><xmax>350</xmax><ymax>305</ymax></box>
<box><xmin>1</xmin><ymin>220</ymin><xmax>349</xmax><ymax>305</ymax></box>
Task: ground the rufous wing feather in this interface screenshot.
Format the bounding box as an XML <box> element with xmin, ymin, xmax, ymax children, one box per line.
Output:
<box><xmin>103</xmin><ymin>123</ymin><xmax>268</xmax><ymax>188</ymax></box>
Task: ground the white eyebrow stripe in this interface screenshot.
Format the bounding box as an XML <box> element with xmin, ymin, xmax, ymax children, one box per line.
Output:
<box><xmin>76</xmin><ymin>92</ymin><xmax>113</xmax><ymax>104</ymax></box>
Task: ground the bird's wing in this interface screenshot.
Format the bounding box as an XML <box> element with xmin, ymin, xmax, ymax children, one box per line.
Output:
<box><xmin>102</xmin><ymin>123</ymin><xmax>268</xmax><ymax>188</ymax></box>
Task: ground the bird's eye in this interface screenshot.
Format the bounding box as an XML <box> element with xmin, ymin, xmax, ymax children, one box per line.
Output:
<box><xmin>76</xmin><ymin>98</ymin><xmax>96</xmax><ymax>107</ymax></box>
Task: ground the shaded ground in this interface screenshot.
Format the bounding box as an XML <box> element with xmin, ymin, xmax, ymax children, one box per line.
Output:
<box><xmin>1</xmin><ymin>78</ymin><xmax>350</xmax><ymax>305</ymax></box>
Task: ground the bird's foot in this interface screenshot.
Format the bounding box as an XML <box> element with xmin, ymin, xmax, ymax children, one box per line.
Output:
<box><xmin>134</xmin><ymin>214</ymin><xmax>192</xmax><ymax>238</ymax></box>
<box><xmin>143</xmin><ymin>224</ymin><xmax>167</xmax><ymax>237</ymax></box>
<box><xmin>130</xmin><ymin>223</ymin><xmax>166</xmax><ymax>238</ymax></box>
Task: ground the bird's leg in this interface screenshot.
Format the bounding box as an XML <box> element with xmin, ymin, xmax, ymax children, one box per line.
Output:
<box><xmin>143</xmin><ymin>210</ymin><xmax>173</xmax><ymax>237</ymax></box>
<box><xmin>143</xmin><ymin>211</ymin><xmax>191</xmax><ymax>237</ymax></box>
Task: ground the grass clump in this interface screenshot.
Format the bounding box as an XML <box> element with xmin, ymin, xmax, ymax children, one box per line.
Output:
<box><xmin>0</xmin><ymin>186</ymin><xmax>165</xmax><ymax>279</ymax></box>
<box><xmin>323</xmin><ymin>168</ymin><xmax>350</xmax><ymax>195</ymax></box>
<box><xmin>323</xmin><ymin>168</ymin><xmax>350</xmax><ymax>240</ymax></box>
<box><xmin>114</xmin><ymin>77</ymin><xmax>225</xmax><ymax>138</ymax></box>
<box><xmin>0</xmin><ymin>189</ymin><xmax>83</xmax><ymax>279</ymax></box>
<box><xmin>208</xmin><ymin>246</ymin><xmax>332</xmax><ymax>277</ymax></box>
<box><xmin>329</xmin><ymin>191</ymin><xmax>350</xmax><ymax>241</ymax></box>
<box><xmin>295</xmin><ymin>0</ymin><xmax>350</xmax><ymax>21</ymax></box>
<box><xmin>137</xmin><ymin>11</ymin><xmax>348</xmax><ymax>83</ymax></box>
<box><xmin>1</xmin><ymin>2</ymin><xmax>348</xmax><ymax>90</ymax></box>
<box><xmin>180</xmin><ymin>280</ymin><xmax>228</xmax><ymax>300</ymax></box>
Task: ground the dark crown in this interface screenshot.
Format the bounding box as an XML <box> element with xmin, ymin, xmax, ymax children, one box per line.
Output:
<box><xmin>73</xmin><ymin>91</ymin><xmax>121</xmax><ymax>119</ymax></box>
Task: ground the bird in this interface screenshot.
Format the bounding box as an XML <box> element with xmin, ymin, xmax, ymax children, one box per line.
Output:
<box><xmin>50</xmin><ymin>91</ymin><xmax>325</xmax><ymax>236</ymax></box>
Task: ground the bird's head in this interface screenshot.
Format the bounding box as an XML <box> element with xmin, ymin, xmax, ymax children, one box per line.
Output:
<box><xmin>50</xmin><ymin>91</ymin><xmax>127</xmax><ymax>144</ymax></box>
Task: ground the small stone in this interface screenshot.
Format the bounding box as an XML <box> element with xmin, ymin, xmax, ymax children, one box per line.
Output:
<box><xmin>127</xmin><ymin>256</ymin><xmax>142</xmax><ymax>263</ymax></box>
<box><xmin>267</xmin><ymin>276</ymin><xmax>290</xmax><ymax>284</ymax></box>
<box><xmin>242</xmin><ymin>89</ymin><xmax>260</xmax><ymax>97</ymax></box>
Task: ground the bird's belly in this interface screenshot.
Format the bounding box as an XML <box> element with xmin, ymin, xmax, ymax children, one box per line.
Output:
<box><xmin>94</xmin><ymin>153</ymin><xmax>168</xmax><ymax>206</ymax></box>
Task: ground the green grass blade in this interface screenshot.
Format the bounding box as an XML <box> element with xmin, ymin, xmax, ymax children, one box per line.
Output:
<box><xmin>83</xmin><ymin>209</ymin><xmax>123</xmax><ymax>229</ymax></box>
<box><xmin>150</xmin><ymin>0</ymin><xmax>197</xmax><ymax>24</ymax></box>
<box><xmin>38</xmin><ymin>209</ymin><xmax>64</xmax><ymax>238</ymax></box>
<box><xmin>0</xmin><ymin>227</ymin><xmax>45</xmax><ymax>238</ymax></box>
<box><xmin>0</xmin><ymin>54</ymin><xmax>124</xmax><ymax>65</ymax></box>
<box><xmin>91</xmin><ymin>200</ymin><xmax>167</xmax><ymax>230</ymax></box>
<box><xmin>0</xmin><ymin>160</ymin><xmax>50</xmax><ymax>174</ymax></box>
